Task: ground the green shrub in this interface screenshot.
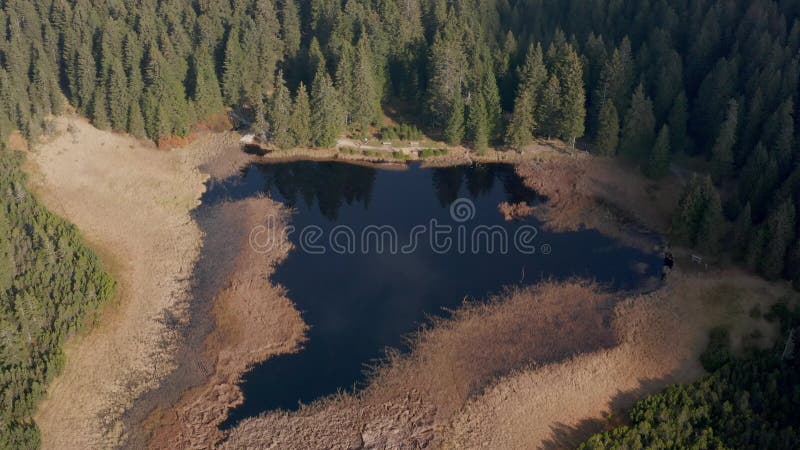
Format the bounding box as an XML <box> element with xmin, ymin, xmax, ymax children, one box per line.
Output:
<box><xmin>700</xmin><ymin>326</ymin><xmax>732</xmax><ymax>372</ymax></box>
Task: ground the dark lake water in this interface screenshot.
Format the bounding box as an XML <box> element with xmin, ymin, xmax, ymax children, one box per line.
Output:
<box><xmin>198</xmin><ymin>161</ymin><xmax>661</xmax><ymax>427</ymax></box>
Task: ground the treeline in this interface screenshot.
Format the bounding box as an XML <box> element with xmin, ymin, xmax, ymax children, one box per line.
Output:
<box><xmin>579</xmin><ymin>303</ymin><xmax>800</xmax><ymax>450</ymax></box>
<box><xmin>0</xmin><ymin>149</ymin><xmax>114</xmax><ymax>449</ymax></box>
<box><xmin>2</xmin><ymin>0</ymin><xmax>800</xmax><ymax>283</ymax></box>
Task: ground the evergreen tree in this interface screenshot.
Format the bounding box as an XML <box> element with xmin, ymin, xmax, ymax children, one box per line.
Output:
<box><xmin>647</xmin><ymin>125</ymin><xmax>670</xmax><ymax>179</ymax></box>
<box><xmin>620</xmin><ymin>84</ymin><xmax>655</xmax><ymax>162</ymax></box>
<box><xmin>106</xmin><ymin>60</ymin><xmax>129</xmax><ymax>131</ymax></box>
<box><xmin>467</xmin><ymin>94</ymin><xmax>489</xmax><ymax>151</ymax></box>
<box><xmin>506</xmin><ymin>88</ymin><xmax>535</xmax><ymax>149</ymax></box>
<box><xmin>668</xmin><ymin>91</ymin><xmax>689</xmax><ymax>153</ymax></box>
<box><xmin>539</xmin><ymin>74</ymin><xmax>561</xmax><ymax>139</ymax></box>
<box><xmin>759</xmin><ymin>200</ymin><xmax>796</xmax><ymax>279</ymax></box>
<box><xmin>90</xmin><ymin>87</ymin><xmax>110</xmax><ymax>130</ymax></box>
<box><xmin>222</xmin><ymin>29</ymin><xmax>243</xmax><ymax>104</ymax></box>
<box><xmin>351</xmin><ymin>37</ymin><xmax>382</xmax><ymax>135</ymax></box>
<box><xmin>311</xmin><ymin>67</ymin><xmax>343</xmax><ymax>147</ymax></box>
<box><xmin>270</xmin><ymin>73</ymin><xmax>295</xmax><ymax>149</ymax></box>
<box><xmin>444</xmin><ymin>92</ymin><xmax>465</xmax><ymax>145</ymax></box>
<box><xmin>189</xmin><ymin>51</ymin><xmax>223</xmax><ymax>119</ymax></box>
<box><xmin>505</xmin><ymin>43</ymin><xmax>547</xmax><ymax>149</ymax></box>
<box><xmin>553</xmin><ymin>43</ymin><xmax>585</xmax><ymax>146</ymax></box>
<box><xmin>281</xmin><ymin>0</ymin><xmax>302</xmax><ymax>59</ymax></box>
<box><xmin>711</xmin><ymin>99</ymin><xmax>738</xmax><ymax>183</ymax></box>
<box><xmin>290</xmin><ymin>82</ymin><xmax>312</xmax><ymax>147</ymax></box>
<box><xmin>127</xmin><ymin>100</ymin><xmax>146</xmax><ymax>139</ymax></box>
<box><xmin>696</xmin><ymin>187</ymin><xmax>724</xmax><ymax>255</ymax></box>
<box><xmin>731</xmin><ymin>202</ymin><xmax>752</xmax><ymax>259</ymax></box>
<box><xmin>594</xmin><ymin>98</ymin><xmax>619</xmax><ymax>156</ymax></box>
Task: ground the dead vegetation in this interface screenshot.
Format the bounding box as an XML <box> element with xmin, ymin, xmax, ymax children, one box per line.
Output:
<box><xmin>25</xmin><ymin>117</ymin><xmax>254</xmax><ymax>449</ymax></box>
<box><xmin>222</xmin><ymin>270</ymin><xmax>791</xmax><ymax>449</ymax></box>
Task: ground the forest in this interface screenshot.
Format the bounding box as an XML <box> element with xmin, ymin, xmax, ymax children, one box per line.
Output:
<box><xmin>579</xmin><ymin>303</ymin><xmax>800</xmax><ymax>450</ymax></box>
<box><xmin>0</xmin><ymin>149</ymin><xmax>114</xmax><ymax>449</ymax></box>
<box><xmin>1</xmin><ymin>0</ymin><xmax>800</xmax><ymax>285</ymax></box>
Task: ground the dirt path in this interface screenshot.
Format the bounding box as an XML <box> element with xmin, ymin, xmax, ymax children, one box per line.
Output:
<box><xmin>25</xmin><ymin>118</ymin><xmax>248</xmax><ymax>448</ymax></box>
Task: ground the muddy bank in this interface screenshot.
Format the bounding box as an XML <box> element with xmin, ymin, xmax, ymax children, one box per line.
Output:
<box><xmin>135</xmin><ymin>197</ymin><xmax>307</xmax><ymax>449</ymax></box>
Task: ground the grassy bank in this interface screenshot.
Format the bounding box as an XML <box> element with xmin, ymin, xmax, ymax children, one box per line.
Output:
<box><xmin>0</xmin><ymin>149</ymin><xmax>114</xmax><ymax>449</ymax></box>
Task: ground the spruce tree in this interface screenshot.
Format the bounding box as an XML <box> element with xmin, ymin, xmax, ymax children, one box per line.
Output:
<box><xmin>270</xmin><ymin>73</ymin><xmax>295</xmax><ymax>149</ymax></box>
<box><xmin>594</xmin><ymin>99</ymin><xmax>619</xmax><ymax>156</ymax></box>
<box><xmin>647</xmin><ymin>125</ymin><xmax>670</xmax><ymax>179</ymax></box>
<box><xmin>190</xmin><ymin>51</ymin><xmax>223</xmax><ymax>119</ymax></box>
<box><xmin>444</xmin><ymin>92</ymin><xmax>464</xmax><ymax>145</ymax></box>
<box><xmin>290</xmin><ymin>82</ymin><xmax>312</xmax><ymax>147</ymax></box>
<box><xmin>696</xmin><ymin>185</ymin><xmax>724</xmax><ymax>255</ymax></box>
<box><xmin>467</xmin><ymin>95</ymin><xmax>489</xmax><ymax>152</ymax></box>
<box><xmin>106</xmin><ymin>60</ymin><xmax>129</xmax><ymax>131</ymax></box>
<box><xmin>553</xmin><ymin>44</ymin><xmax>586</xmax><ymax>146</ymax></box>
<box><xmin>311</xmin><ymin>67</ymin><xmax>343</xmax><ymax>147</ymax></box>
<box><xmin>281</xmin><ymin>0</ymin><xmax>302</xmax><ymax>59</ymax></box>
<box><xmin>620</xmin><ymin>83</ymin><xmax>655</xmax><ymax>161</ymax></box>
<box><xmin>732</xmin><ymin>203</ymin><xmax>752</xmax><ymax>259</ymax></box>
<box><xmin>127</xmin><ymin>100</ymin><xmax>146</xmax><ymax>139</ymax></box>
<box><xmin>759</xmin><ymin>200</ymin><xmax>796</xmax><ymax>279</ymax></box>
<box><xmin>506</xmin><ymin>88</ymin><xmax>535</xmax><ymax>149</ymax></box>
<box><xmin>222</xmin><ymin>29</ymin><xmax>243</xmax><ymax>104</ymax></box>
<box><xmin>711</xmin><ymin>100</ymin><xmax>738</xmax><ymax>183</ymax></box>
<box><xmin>668</xmin><ymin>91</ymin><xmax>689</xmax><ymax>153</ymax></box>
<box><xmin>351</xmin><ymin>37</ymin><xmax>381</xmax><ymax>135</ymax></box>
<box><xmin>539</xmin><ymin>74</ymin><xmax>561</xmax><ymax>139</ymax></box>
<box><xmin>90</xmin><ymin>87</ymin><xmax>110</xmax><ymax>130</ymax></box>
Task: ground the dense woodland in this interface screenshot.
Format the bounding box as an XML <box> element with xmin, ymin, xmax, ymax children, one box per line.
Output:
<box><xmin>2</xmin><ymin>0</ymin><xmax>800</xmax><ymax>285</ymax></box>
<box><xmin>579</xmin><ymin>304</ymin><xmax>800</xmax><ymax>450</ymax></box>
<box><xmin>0</xmin><ymin>150</ymin><xmax>114</xmax><ymax>449</ymax></box>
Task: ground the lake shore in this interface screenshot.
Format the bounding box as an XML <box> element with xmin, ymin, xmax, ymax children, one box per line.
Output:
<box><xmin>27</xmin><ymin>121</ymin><xmax>792</xmax><ymax>449</ymax></box>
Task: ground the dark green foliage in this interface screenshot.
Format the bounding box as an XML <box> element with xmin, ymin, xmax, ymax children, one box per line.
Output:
<box><xmin>0</xmin><ymin>150</ymin><xmax>114</xmax><ymax>449</ymax></box>
<box><xmin>672</xmin><ymin>175</ymin><xmax>724</xmax><ymax>254</ymax></box>
<box><xmin>594</xmin><ymin>99</ymin><xmax>619</xmax><ymax>156</ymax></box>
<box><xmin>711</xmin><ymin>100</ymin><xmax>739</xmax><ymax>183</ymax></box>
<box><xmin>646</xmin><ymin>125</ymin><xmax>670</xmax><ymax>179</ymax></box>
<box><xmin>580</xmin><ymin>308</ymin><xmax>800</xmax><ymax>450</ymax></box>
<box><xmin>311</xmin><ymin>67</ymin><xmax>344</xmax><ymax>147</ymax></box>
<box><xmin>290</xmin><ymin>83</ymin><xmax>312</xmax><ymax>148</ymax></box>
<box><xmin>269</xmin><ymin>73</ymin><xmax>295</xmax><ymax>149</ymax></box>
<box><xmin>619</xmin><ymin>84</ymin><xmax>655</xmax><ymax>162</ymax></box>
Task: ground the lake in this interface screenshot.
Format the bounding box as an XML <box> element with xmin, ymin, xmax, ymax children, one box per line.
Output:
<box><xmin>197</xmin><ymin>160</ymin><xmax>661</xmax><ymax>427</ymax></box>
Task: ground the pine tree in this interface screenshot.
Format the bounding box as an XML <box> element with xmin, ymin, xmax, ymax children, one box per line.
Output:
<box><xmin>647</xmin><ymin>125</ymin><xmax>670</xmax><ymax>179</ymax></box>
<box><xmin>732</xmin><ymin>202</ymin><xmax>752</xmax><ymax>259</ymax></box>
<box><xmin>505</xmin><ymin>43</ymin><xmax>547</xmax><ymax>149</ymax></box>
<box><xmin>351</xmin><ymin>37</ymin><xmax>381</xmax><ymax>135</ymax></box>
<box><xmin>506</xmin><ymin>88</ymin><xmax>535</xmax><ymax>149</ymax></box>
<box><xmin>106</xmin><ymin>60</ymin><xmax>129</xmax><ymax>131</ymax></box>
<box><xmin>553</xmin><ymin>43</ymin><xmax>585</xmax><ymax>146</ymax></box>
<box><xmin>668</xmin><ymin>91</ymin><xmax>689</xmax><ymax>153</ymax></box>
<box><xmin>281</xmin><ymin>0</ymin><xmax>301</xmax><ymax>59</ymax></box>
<box><xmin>620</xmin><ymin>83</ymin><xmax>655</xmax><ymax>161</ymax></box>
<box><xmin>594</xmin><ymin>99</ymin><xmax>619</xmax><ymax>156</ymax></box>
<box><xmin>90</xmin><ymin>87</ymin><xmax>110</xmax><ymax>130</ymax></box>
<box><xmin>696</xmin><ymin>186</ymin><xmax>724</xmax><ymax>255</ymax></box>
<box><xmin>759</xmin><ymin>200</ymin><xmax>796</xmax><ymax>280</ymax></box>
<box><xmin>190</xmin><ymin>51</ymin><xmax>223</xmax><ymax>119</ymax></box>
<box><xmin>270</xmin><ymin>72</ymin><xmax>295</xmax><ymax>149</ymax></box>
<box><xmin>290</xmin><ymin>82</ymin><xmax>312</xmax><ymax>147</ymax></box>
<box><xmin>539</xmin><ymin>74</ymin><xmax>561</xmax><ymax>139</ymax></box>
<box><xmin>222</xmin><ymin>28</ymin><xmax>243</xmax><ymax>104</ymax></box>
<box><xmin>444</xmin><ymin>92</ymin><xmax>464</xmax><ymax>145</ymax></box>
<box><xmin>311</xmin><ymin>67</ymin><xmax>343</xmax><ymax>147</ymax></box>
<box><xmin>307</xmin><ymin>37</ymin><xmax>326</xmax><ymax>85</ymax></box>
<box><xmin>467</xmin><ymin>94</ymin><xmax>489</xmax><ymax>152</ymax></box>
<box><xmin>127</xmin><ymin>100</ymin><xmax>146</xmax><ymax>139</ymax></box>
<box><xmin>711</xmin><ymin>100</ymin><xmax>738</xmax><ymax>183</ymax></box>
